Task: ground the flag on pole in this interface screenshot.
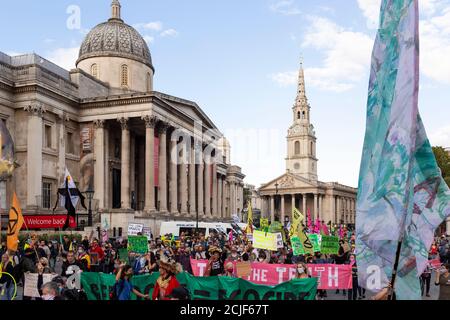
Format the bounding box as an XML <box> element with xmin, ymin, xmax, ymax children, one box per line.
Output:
<box><xmin>306</xmin><ymin>209</ymin><xmax>312</xmax><ymax>231</ymax></box>
<box><xmin>7</xmin><ymin>193</ymin><xmax>24</xmax><ymax>252</ymax></box>
<box><xmin>289</xmin><ymin>207</ymin><xmax>304</xmax><ymax>238</ymax></box>
<box><xmin>53</xmin><ymin>169</ymin><xmax>87</xmax><ymax>231</ymax></box>
<box><xmin>355</xmin><ymin>0</ymin><xmax>450</xmax><ymax>300</ymax></box>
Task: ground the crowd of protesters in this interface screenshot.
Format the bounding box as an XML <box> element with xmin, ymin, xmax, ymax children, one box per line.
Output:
<box><xmin>0</xmin><ymin>224</ymin><xmax>449</xmax><ymax>301</ymax></box>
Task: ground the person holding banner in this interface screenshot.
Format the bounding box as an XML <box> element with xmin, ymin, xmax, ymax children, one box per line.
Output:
<box><xmin>114</xmin><ymin>264</ymin><xmax>149</xmax><ymax>301</ymax></box>
<box><xmin>295</xmin><ymin>262</ymin><xmax>310</xmax><ymax>279</ymax></box>
<box><xmin>152</xmin><ymin>258</ymin><xmax>180</xmax><ymax>300</ymax></box>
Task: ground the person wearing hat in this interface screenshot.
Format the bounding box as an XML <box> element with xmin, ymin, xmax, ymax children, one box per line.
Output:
<box><xmin>205</xmin><ymin>246</ymin><xmax>224</xmax><ymax>276</ymax></box>
<box><xmin>152</xmin><ymin>258</ymin><xmax>180</xmax><ymax>300</ymax></box>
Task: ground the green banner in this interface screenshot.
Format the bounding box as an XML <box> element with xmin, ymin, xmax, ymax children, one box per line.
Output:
<box><xmin>269</xmin><ymin>221</ymin><xmax>283</xmax><ymax>233</ymax></box>
<box><xmin>320</xmin><ymin>236</ymin><xmax>340</xmax><ymax>254</ymax></box>
<box><xmin>308</xmin><ymin>234</ymin><xmax>321</xmax><ymax>253</ymax></box>
<box><xmin>128</xmin><ymin>236</ymin><xmax>148</xmax><ymax>254</ymax></box>
<box><xmin>291</xmin><ymin>236</ymin><xmax>305</xmax><ymax>256</ymax></box>
<box><xmin>81</xmin><ymin>272</ymin><xmax>317</xmax><ymax>301</ymax></box>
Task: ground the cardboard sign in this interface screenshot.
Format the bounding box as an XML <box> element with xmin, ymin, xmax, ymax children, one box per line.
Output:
<box><xmin>24</xmin><ymin>273</ymin><xmax>55</xmax><ymax>298</ymax></box>
<box><xmin>128</xmin><ymin>236</ymin><xmax>149</xmax><ymax>254</ymax></box>
<box><xmin>128</xmin><ymin>223</ymin><xmax>144</xmax><ymax>236</ymax></box>
<box><xmin>235</xmin><ymin>262</ymin><xmax>253</xmax><ymax>278</ymax></box>
<box><xmin>90</xmin><ymin>253</ymin><xmax>99</xmax><ymax>266</ymax></box>
<box><xmin>118</xmin><ymin>248</ymin><xmax>129</xmax><ymax>264</ymax></box>
<box><xmin>276</xmin><ymin>233</ymin><xmax>284</xmax><ymax>249</ymax></box>
<box><xmin>308</xmin><ymin>234</ymin><xmax>321</xmax><ymax>252</ymax></box>
<box><xmin>252</xmin><ymin>230</ymin><xmax>278</xmax><ymax>251</ymax></box>
<box><xmin>142</xmin><ymin>227</ymin><xmax>152</xmax><ymax>240</ymax></box>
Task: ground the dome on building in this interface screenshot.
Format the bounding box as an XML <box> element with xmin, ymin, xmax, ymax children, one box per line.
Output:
<box><xmin>76</xmin><ymin>1</ymin><xmax>154</xmax><ymax>72</ymax></box>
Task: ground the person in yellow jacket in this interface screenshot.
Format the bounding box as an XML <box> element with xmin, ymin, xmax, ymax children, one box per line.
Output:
<box><xmin>76</xmin><ymin>246</ymin><xmax>91</xmax><ymax>271</ymax></box>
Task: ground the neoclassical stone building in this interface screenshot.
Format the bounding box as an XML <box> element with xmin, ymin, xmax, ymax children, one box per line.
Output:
<box><xmin>259</xmin><ymin>62</ymin><xmax>357</xmax><ymax>227</ymax></box>
<box><xmin>0</xmin><ymin>1</ymin><xmax>245</xmax><ymax>235</ymax></box>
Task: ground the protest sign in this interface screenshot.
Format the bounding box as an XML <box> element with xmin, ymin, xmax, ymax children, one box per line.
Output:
<box><xmin>190</xmin><ymin>260</ymin><xmax>352</xmax><ymax>290</ymax></box>
<box><xmin>24</xmin><ymin>273</ymin><xmax>55</xmax><ymax>298</ymax></box>
<box><xmin>127</xmin><ymin>223</ymin><xmax>144</xmax><ymax>236</ymax></box>
<box><xmin>298</xmin><ymin>227</ymin><xmax>314</xmax><ymax>255</ymax></box>
<box><xmin>90</xmin><ymin>253</ymin><xmax>99</xmax><ymax>266</ymax></box>
<box><xmin>320</xmin><ymin>236</ymin><xmax>340</xmax><ymax>254</ymax></box>
<box><xmin>252</xmin><ymin>230</ymin><xmax>278</xmax><ymax>251</ymax></box>
<box><xmin>291</xmin><ymin>236</ymin><xmax>304</xmax><ymax>256</ymax></box>
<box><xmin>142</xmin><ymin>227</ymin><xmax>152</xmax><ymax>240</ymax></box>
<box><xmin>275</xmin><ymin>233</ymin><xmax>284</xmax><ymax>249</ymax></box>
<box><xmin>128</xmin><ymin>236</ymin><xmax>149</xmax><ymax>254</ymax></box>
<box><xmin>308</xmin><ymin>234</ymin><xmax>321</xmax><ymax>252</ymax></box>
<box><xmin>260</xmin><ymin>218</ymin><xmax>269</xmax><ymax>231</ymax></box>
<box><xmin>118</xmin><ymin>248</ymin><xmax>129</xmax><ymax>263</ymax></box>
<box><xmin>81</xmin><ymin>272</ymin><xmax>317</xmax><ymax>301</ymax></box>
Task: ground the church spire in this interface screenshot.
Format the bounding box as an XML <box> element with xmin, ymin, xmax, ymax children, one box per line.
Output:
<box><xmin>110</xmin><ymin>0</ymin><xmax>123</xmax><ymax>21</ymax></box>
<box><xmin>295</xmin><ymin>57</ymin><xmax>308</xmax><ymax>107</ymax></box>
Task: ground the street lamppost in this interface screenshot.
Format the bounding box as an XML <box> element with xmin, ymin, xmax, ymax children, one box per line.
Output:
<box><xmin>84</xmin><ymin>188</ymin><xmax>95</xmax><ymax>227</ymax></box>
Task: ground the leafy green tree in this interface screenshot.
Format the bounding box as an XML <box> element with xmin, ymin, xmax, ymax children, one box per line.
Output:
<box><xmin>432</xmin><ymin>146</ymin><xmax>450</xmax><ymax>187</ymax></box>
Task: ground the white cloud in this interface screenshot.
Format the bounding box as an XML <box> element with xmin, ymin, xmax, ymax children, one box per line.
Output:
<box><xmin>429</xmin><ymin>126</ymin><xmax>450</xmax><ymax>147</ymax></box>
<box><xmin>270</xmin><ymin>71</ymin><xmax>297</xmax><ymax>87</ymax></box>
<box><xmin>143</xmin><ymin>35</ymin><xmax>155</xmax><ymax>45</ymax></box>
<box><xmin>46</xmin><ymin>47</ymin><xmax>79</xmax><ymax>70</ymax></box>
<box><xmin>357</xmin><ymin>0</ymin><xmax>380</xmax><ymax>29</ymax></box>
<box><xmin>5</xmin><ymin>51</ymin><xmax>24</xmax><ymax>56</ymax></box>
<box><xmin>134</xmin><ymin>21</ymin><xmax>163</xmax><ymax>31</ymax></box>
<box><xmin>270</xmin><ymin>0</ymin><xmax>302</xmax><ymax>16</ymax></box>
<box><xmin>160</xmin><ymin>29</ymin><xmax>179</xmax><ymax>37</ymax></box>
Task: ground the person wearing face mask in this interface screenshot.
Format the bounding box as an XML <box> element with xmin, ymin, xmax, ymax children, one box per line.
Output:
<box><xmin>347</xmin><ymin>254</ymin><xmax>363</xmax><ymax>300</ymax></box>
<box><xmin>295</xmin><ymin>263</ymin><xmax>310</xmax><ymax>279</ymax></box>
<box><xmin>76</xmin><ymin>246</ymin><xmax>91</xmax><ymax>272</ymax></box>
<box><xmin>224</xmin><ymin>262</ymin><xmax>236</xmax><ymax>278</ymax></box>
<box><xmin>41</xmin><ymin>281</ymin><xmax>64</xmax><ymax>301</ymax></box>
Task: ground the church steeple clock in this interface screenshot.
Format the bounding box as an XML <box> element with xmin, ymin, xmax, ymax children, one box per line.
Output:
<box><xmin>286</xmin><ymin>59</ymin><xmax>318</xmax><ymax>181</ymax></box>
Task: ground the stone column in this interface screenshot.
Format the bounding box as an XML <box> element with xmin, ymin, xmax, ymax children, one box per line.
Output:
<box><xmin>169</xmin><ymin>134</ymin><xmax>179</xmax><ymax>215</ymax></box>
<box><xmin>330</xmin><ymin>195</ymin><xmax>336</xmax><ymax>225</ymax></box>
<box><xmin>118</xmin><ymin>117</ymin><xmax>131</xmax><ymax>210</ymax></box>
<box><xmin>217</xmin><ymin>175</ymin><xmax>223</xmax><ymax>218</ymax></box>
<box><xmin>180</xmin><ymin>151</ymin><xmax>188</xmax><ymax>215</ymax></box>
<box><xmin>188</xmin><ymin>141</ymin><xmax>196</xmax><ymax>216</ymax></box>
<box><xmin>158</xmin><ymin>124</ymin><xmax>169</xmax><ymax>213</ymax></box>
<box><xmin>291</xmin><ymin>194</ymin><xmax>296</xmax><ymax>220</ymax></box>
<box><xmin>281</xmin><ymin>195</ymin><xmax>285</xmax><ymax>224</ymax></box>
<box><xmin>196</xmin><ymin>141</ymin><xmax>204</xmax><ymax>216</ymax></box>
<box><xmin>222</xmin><ymin>178</ymin><xmax>227</xmax><ymax>218</ymax></box>
<box><xmin>270</xmin><ymin>196</ymin><xmax>275</xmax><ymax>223</ymax></box>
<box><xmin>204</xmin><ymin>153</ymin><xmax>211</xmax><ymax>217</ymax></box>
<box><xmin>212</xmin><ymin>157</ymin><xmax>218</xmax><ymax>217</ymax></box>
<box><xmin>313</xmin><ymin>193</ymin><xmax>318</xmax><ymax>221</ymax></box>
<box><xmin>94</xmin><ymin>120</ymin><xmax>106</xmax><ymax>209</ymax></box>
<box><xmin>319</xmin><ymin>194</ymin><xmax>323</xmax><ymax>221</ymax></box>
<box><xmin>143</xmin><ymin>115</ymin><xmax>157</xmax><ymax>213</ymax></box>
<box><xmin>25</xmin><ymin>104</ymin><xmax>44</xmax><ymax>208</ymax></box>
<box><xmin>302</xmin><ymin>194</ymin><xmax>307</xmax><ymax>216</ymax></box>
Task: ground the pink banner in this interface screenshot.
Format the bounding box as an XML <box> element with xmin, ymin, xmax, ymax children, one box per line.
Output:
<box><xmin>190</xmin><ymin>259</ymin><xmax>352</xmax><ymax>289</ymax></box>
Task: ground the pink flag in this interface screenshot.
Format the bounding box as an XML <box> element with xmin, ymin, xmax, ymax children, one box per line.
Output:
<box><xmin>321</xmin><ymin>223</ymin><xmax>330</xmax><ymax>236</ymax></box>
<box><xmin>339</xmin><ymin>225</ymin><xmax>344</xmax><ymax>239</ymax></box>
<box><xmin>314</xmin><ymin>220</ymin><xmax>321</xmax><ymax>234</ymax></box>
<box><xmin>307</xmin><ymin>209</ymin><xmax>312</xmax><ymax>230</ymax></box>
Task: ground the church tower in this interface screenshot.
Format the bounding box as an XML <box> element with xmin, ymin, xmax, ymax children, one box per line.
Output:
<box><xmin>285</xmin><ymin>60</ymin><xmax>318</xmax><ymax>181</ymax></box>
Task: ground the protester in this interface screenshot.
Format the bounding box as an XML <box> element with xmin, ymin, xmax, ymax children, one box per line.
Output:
<box><xmin>113</xmin><ymin>263</ymin><xmax>149</xmax><ymax>300</ymax></box>
<box><xmin>61</xmin><ymin>251</ymin><xmax>82</xmax><ymax>278</ymax></box>
<box><xmin>152</xmin><ymin>258</ymin><xmax>181</xmax><ymax>300</ymax></box>
<box><xmin>0</xmin><ymin>253</ymin><xmax>15</xmax><ymax>300</ymax></box>
<box><xmin>224</xmin><ymin>262</ymin><xmax>236</xmax><ymax>278</ymax></box>
<box><xmin>77</xmin><ymin>246</ymin><xmax>91</xmax><ymax>272</ymax></box>
<box><xmin>295</xmin><ymin>262</ymin><xmax>310</xmax><ymax>279</ymax></box>
<box><xmin>421</xmin><ymin>261</ymin><xmax>432</xmax><ymax>297</ymax></box>
<box><xmin>435</xmin><ymin>263</ymin><xmax>450</xmax><ymax>300</ymax></box>
<box><xmin>205</xmin><ymin>246</ymin><xmax>224</xmax><ymax>276</ymax></box>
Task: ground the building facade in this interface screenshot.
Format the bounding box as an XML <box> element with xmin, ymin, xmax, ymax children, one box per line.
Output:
<box><xmin>259</xmin><ymin>62</ymin><xmax>357</xmax><ymax>227</ymax></box>
<box><xmin>0</xmin><ymin>1</ymin><xmax>245</xmax><ymax>236</ymax></box>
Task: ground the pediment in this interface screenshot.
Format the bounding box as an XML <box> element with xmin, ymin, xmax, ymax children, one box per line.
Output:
<box><xmin>260</xmin><ymin>172</ymin><xmax>317</xmax><ymax>191</ymax></box>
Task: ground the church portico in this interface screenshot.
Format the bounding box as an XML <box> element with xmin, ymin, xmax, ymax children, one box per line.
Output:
<box><xmin>259</xmin><ymin>60</ymin><xmax>357</xmax><ymax>226</ymax></box>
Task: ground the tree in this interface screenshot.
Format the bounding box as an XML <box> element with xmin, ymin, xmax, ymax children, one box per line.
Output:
<box><xmin>432</xmin><ymin>146</ymin><xmax>450</xmax><ymax>187</ymax></box>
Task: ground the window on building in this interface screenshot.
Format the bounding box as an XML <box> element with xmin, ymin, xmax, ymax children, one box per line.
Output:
<box><xmin>42</xmin><ymin>182</ymin><xmax>52</xmax><ymax>209</ymax></box>
<box><xmin>91</xmin><ymin>64</ymin><xmax>99</xmax><ymax>79</ymax></box>
<box><xmin>66</xmin><ymin>131</ymin><xmax>74</xmax><ymax>154</ymax></box>
<box><xmin>45</xmin><ymin>125</ymin><xmax>52</xmax><ymax>149</ymax></box>
<box><xmin>297</xmin><ymin>111</ymin><xmax>301</xmax><ymax>120</ymax></box>
<box><xmin>121</xmin><ymin>65</ymin><xmax>129</xmax><ymax>87</ymax></box>
<box><xmin>295</xmin><ymin>141</ymin><xmax>300</xmax><ymax>155</ymax></box>
<box><xmin>302</xmin><ymin>111</ymin><xmax>306</xmax><ymax>119</ymax></box>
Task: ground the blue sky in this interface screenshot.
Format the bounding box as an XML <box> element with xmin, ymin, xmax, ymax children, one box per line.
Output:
<box><xmin>1</xmin><ymin>0</ymin><xmax>450</xmax><ymax>188</ymax></box>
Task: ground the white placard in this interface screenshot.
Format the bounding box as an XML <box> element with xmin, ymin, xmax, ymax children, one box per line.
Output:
<box><xmin>128</xmin><ymin>223</ymin><xmax>144</xmax><ymax>236</ymax></box>
<box><xmin>276</xmin><ymin>233</ymin><xmax>284</xmax><ymax>249</ymax></box>
<box><xmin>142</xmin><ymin>227</ymin><xmax>152</xmax><ymax>240</ymax></box>
<box><xmin>24</xmin><ymin>273</ymin><xmax>55</xmax><ymax>298</ymax></box>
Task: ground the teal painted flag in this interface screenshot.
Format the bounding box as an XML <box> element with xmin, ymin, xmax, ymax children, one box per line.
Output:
<box><xmin>356</xmin><ymin>0</ymin><xmax>450</xmax><ymax>300</ymax></box>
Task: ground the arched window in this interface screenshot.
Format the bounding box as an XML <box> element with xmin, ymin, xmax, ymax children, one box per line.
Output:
<box><xmin>91</xmin><ymin>64</ymin><xmax>98</xmax><ymax>78</ymax></box>
<box><xmin>297</xmin><ymin>111</ymin><xmax>301</xmax><ymax>120</ymax></box>
<box><xmin>302</xmin><ymin>111</ymin><xmax>306</xmax><ymax>119</ymax></box>
<box><xmin>295</xmin><ymin>141</ymin><xmax>300</xmax><ymax>155</ymax></box>
<box><xmin>121</xmin><ymin>64</ymin><xmax>129</xmax><ymax>87</ymax></box>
